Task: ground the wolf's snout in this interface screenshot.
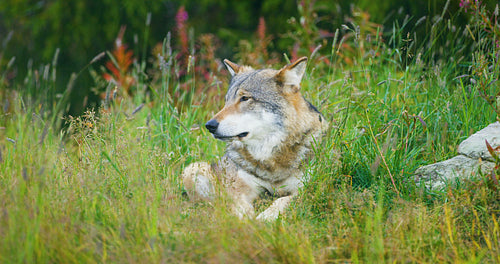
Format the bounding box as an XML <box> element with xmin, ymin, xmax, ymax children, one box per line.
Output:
<box><xmin>205</xmin><ymin>119</ymin><xmax>219</xmax><ymax>134</ymax></box>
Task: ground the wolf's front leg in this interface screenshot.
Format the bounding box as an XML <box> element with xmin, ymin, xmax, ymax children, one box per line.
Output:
<box><xmin>228</xmin><ymin>170</ymin><xmax>262</xmax><ymax>219</ymax></box>
<box><xmin>181</xmin><ymin>162</ymin><xmax>216</xmax><ymax>201</ymax></box>
<box><xmin>231</xmin><ymin>195</ymin><xmax>255</xmax><ymax>219</ymax></box>
<box><xmin>256</xmin><ymin>195</ymin><xmax>293</xmax><ymax>221</ymax></box>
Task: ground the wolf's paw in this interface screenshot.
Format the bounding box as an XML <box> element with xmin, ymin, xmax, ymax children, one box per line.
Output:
<box><xmin>182</xmin><ymin>162</ymin><xmax>214</xmax><ymax>201</ymax></box>
<box><xmin>256</xmin><ymin>208</ymin><xmax>280</xmax><ymax>221</ymax></box>
<box><xmin>256</xmin><ymin>196</ymin><xmax>292</xmax><ymax>221</ymax></box>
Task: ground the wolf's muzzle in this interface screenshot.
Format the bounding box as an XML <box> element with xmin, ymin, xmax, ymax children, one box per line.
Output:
<box><xmin>205</xmin><ymin>119</ymin><xmax>219</xmax><ymax>134</ymax></box>
<box><xmin>205</xmin><ymin>119</ymin><xmax>249</xmax><ymax>140</ymax></box>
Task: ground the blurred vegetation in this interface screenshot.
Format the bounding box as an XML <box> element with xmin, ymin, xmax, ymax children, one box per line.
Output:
<box><xmin>0</xmin><ymin>0</ymin><xmax>498</xmax><ymax>116</ymax></box>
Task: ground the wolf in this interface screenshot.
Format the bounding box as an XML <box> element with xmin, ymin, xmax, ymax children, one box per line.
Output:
<box><xmin>182</xmin><ymin>57</ymin><xmax>327</xmax><ymax>220</ymax></box>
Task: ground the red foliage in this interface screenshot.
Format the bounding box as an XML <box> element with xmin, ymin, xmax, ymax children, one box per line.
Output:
<box><xmin>102</xmin><ymin>26</ymin><xmax>135</xmax><ymax>97</ymax></box>
<box><xmin>176</xmin><ymin>6</ymin><xmax>189</xmax><ymax>54</ymax></box>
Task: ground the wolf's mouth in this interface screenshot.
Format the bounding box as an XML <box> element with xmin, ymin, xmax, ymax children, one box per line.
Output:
<box><xmin>237</xmin><ymin>132</ymin><xmax>249</xmax><ymax>138</ymax></box>
<box><xmin>214</xmin><ymin>132</ymin><xmax>249</xmax><ymax>140</ymax></box>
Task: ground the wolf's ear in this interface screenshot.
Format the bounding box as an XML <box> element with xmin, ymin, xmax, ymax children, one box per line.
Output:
<box><xmin>223</xmin><ymin>59</ymin><xmax>241</xmax><ymax>77</ymax></box>
<box><xmin>276</xmin><ymin>57</ymin><xmax>308</xmax><ymax>90</ymax></box>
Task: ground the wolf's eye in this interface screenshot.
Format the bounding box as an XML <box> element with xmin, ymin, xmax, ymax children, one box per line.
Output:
<box><xmin>240</xmin><ymin>96</ymin><xmax>251</xmax><ymax>102</ymax></box>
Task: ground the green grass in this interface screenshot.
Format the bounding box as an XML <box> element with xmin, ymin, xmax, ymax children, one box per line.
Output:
<box><xmin>1</xmin><ymin>7</ymin><xmax>500</xmax><ymax>263</ymax></box>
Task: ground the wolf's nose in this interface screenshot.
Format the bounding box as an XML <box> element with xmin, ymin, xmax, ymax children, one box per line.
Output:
<box><xmin>205</xmin><ymin>119</ymin><xmax>219</xmax><ymax>134</ymax></box>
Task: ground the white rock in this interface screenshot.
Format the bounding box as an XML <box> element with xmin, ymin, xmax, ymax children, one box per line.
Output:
<box><xmin>414</xmin><ymin>122</ymin><xmax>500</xmax><ymax>190</ymax></box>
<box><xmin>414</xmin><ymin>155</ymin><xmax>495</xmax><ymax>190</ymax></box>
<box><xmin>458</xmin><ymin>121</ymin><xmax>500</xmax><ymax>162</ymax></box>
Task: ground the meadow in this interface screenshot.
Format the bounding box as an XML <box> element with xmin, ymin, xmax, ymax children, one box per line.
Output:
<box><xmin>1</xmin><ymin>1</ymin><xmax>499</xmax><ymax>263</ymax></box>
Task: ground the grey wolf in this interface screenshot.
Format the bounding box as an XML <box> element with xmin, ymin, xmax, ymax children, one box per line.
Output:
<box><xmin>182</xmin><ymin>57</ymin><xmax>327</xmax><ymax>220</ymax></box>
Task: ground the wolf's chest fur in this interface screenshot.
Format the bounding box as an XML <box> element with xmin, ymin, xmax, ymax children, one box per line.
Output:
<box><xmin>225</xmin><ymin>119</ymin><xmax>322</xmax><ymax>183</ymax></box>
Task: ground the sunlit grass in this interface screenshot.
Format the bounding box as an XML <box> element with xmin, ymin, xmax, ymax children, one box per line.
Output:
<box><xmin>1</xmin><ymin>4</ymin><xmax>499</xmax><ymax>263</ymax></box>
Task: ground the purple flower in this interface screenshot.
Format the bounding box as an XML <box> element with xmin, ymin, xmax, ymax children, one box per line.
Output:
<box><xmin>460</xmin><ymin>0</ymin><xmax>470</xmax><ymax>12</ymax></box>
<box><xmin>176</xmin><ymin>6</ymin><xmax>188</xmax><ymax>24</ymax></box>
<box><xmin>460</xmin><ymin>0</ymin><xmax>482</xmax><ymax>13</ymax></box>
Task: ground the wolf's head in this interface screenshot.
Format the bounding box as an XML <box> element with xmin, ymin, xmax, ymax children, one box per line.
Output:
<box><xmin>205</xmin><ymin>57</ymin><xmax>313</xmax><ymax>148</ymax></box>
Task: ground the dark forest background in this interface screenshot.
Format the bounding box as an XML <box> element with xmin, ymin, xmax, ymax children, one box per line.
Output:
<box><xmin>0</xmin><ymin>0</ymin><xmax>497</xmax><ymax>114</ymax></box>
